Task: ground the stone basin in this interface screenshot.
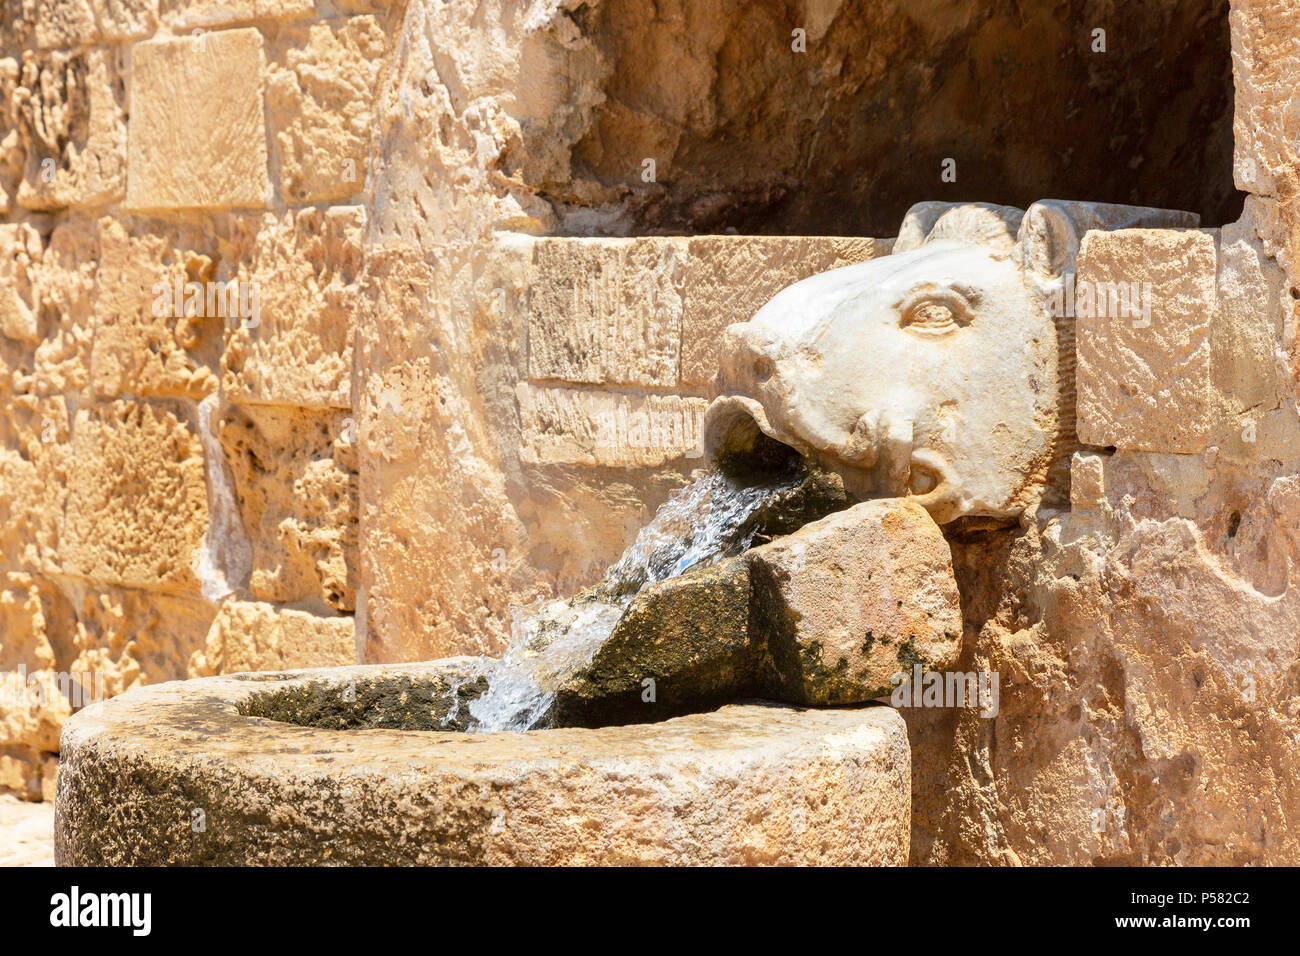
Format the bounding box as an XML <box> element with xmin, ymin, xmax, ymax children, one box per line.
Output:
<box><xmin>55</xmin><ymin>660</ymin><xmax>911</xmax><ymax>866</ymax></box>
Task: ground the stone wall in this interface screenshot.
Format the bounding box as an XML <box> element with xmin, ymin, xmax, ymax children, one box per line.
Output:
<box><xmin>0</xmin><ymin>0</ymin><xmax>393</xmax><ymax>799</ymax></box>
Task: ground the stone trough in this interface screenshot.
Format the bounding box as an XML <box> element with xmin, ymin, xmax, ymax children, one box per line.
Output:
<box><xmin>55</xmin><ymin>660</ymin><xmax>910</xmax><ymax>866</ymax></box>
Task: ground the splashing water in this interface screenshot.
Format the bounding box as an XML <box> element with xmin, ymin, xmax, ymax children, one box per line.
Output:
<box><xmin>448</xmin><ymin>468</ymin><xmax>807</xmax><ymax>733</ymax></box>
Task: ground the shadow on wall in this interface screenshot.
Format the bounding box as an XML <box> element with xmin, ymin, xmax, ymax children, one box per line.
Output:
<box><xmin>533</xmin><ymin>0</ymin><xmax>1244</xmax><ymax>235</ymax></box>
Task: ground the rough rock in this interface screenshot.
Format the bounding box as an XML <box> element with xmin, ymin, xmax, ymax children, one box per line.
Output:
<box><xmin>555</xmin><ymin>557</ymin><xmax>757</xmax><ymax>727</ymax></box>
<box><xmin>267</xmin><ymin>17</ymin><xmax>386</xmax><ymax>204</ymax></box>
<box><xmin>0</xmin><ymin>219</ymin><xmax>96</xmax><ymax>397</ymax></box>
<box><xmin>62</xmin><ymin>400</ymin><xmax>209</xmax><ymax>592</ymax></box>
<box><xmin>90</xmin><ymin>217</ymin><xmax>223</xmax><ymax>400</ymax></box>
<box><xmin>11</xmin><ymin>47</ymin><xmax>126</xmax><ymax>210</ymax></box>
<box><xmin>221</xmin><ymin>206</ymin><xmax>364</xmax><ymax>409</ymax></box>
<box><xmin>749</xmin><ymin>498</ymin><xmax>962</xmax><ymax>705</ymax></box>
<box><xmin>218</xmin><ymin>403</ymin><xmax>358</xmax><ymax>613</ymax></box>
<box><xmin>0</xmin><ymin>570</ymin><xmax>74</xmax><ymax>799</ymax></box>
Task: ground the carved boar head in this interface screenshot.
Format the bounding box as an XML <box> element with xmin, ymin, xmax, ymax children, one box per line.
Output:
<box><xmin>704</xmin><ymin>200</ymin><xmax>1198</xmax><ymax>523</ymax></box>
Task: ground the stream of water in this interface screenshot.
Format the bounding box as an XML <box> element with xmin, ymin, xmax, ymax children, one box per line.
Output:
<box><xmin>447</xmin><ymin>468</ymin><xmax>805</xmax><ymax>732</ymax></box>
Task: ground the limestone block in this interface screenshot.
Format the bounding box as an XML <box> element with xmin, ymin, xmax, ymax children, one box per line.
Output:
<box><xmin>30</xmin><ymin>219</ymin><xmax>97</xmax><ymax>397</ymax></box>
<box><xmin>33</xmin><ymin>0</ymin><xmax>158</xmax><ymax>48</ymax></box>
<box><xmin>218</xmin><ymin>403</ymin><xmax>358</xmax><ymax>612</ymax></box>
<box><xmin>160</xmin><ymin>0</ymin><xmax>315</xmax><ymax>31</ymax></box>
<box><xmin>62</xmin><ymin>400</ymin><xmax>208</xmax><ymax>593</ymax></box>
<box><xmin>1229</xmin><ymin>0</ymin><xmax>1300</xmax><ymax>195</ymax></box>
<box><xmin>12</xmin><ymin>47</ymin><xmax>127</xmax><ymax>211</ymax></box>
<box><xmin>747</xmin><ymin>498</ymin><xmax>963</xmax><ymax>705</ymax></box>
<box><xmin>528</xmin><ymin>237</ymin><xmax>685</xmax><ymax>388</ymax></box>
<box><xmin>1069</xmin><ymin>452</ymin><xmax>1107</xmax><ymax>513</ymax></box>
<box><xmin>0</xmin><ymin>57</ymin><xmax>21</xmax><ymax>215</ymax></box>
<box><xmin>680</xmin><ymin>235</ymin><xmax>892</xmax><ymax>386</ymax></box>
<box><xmin>0</xmin><ymin>395</ymin><xmax>71</xmax><ymax>575</ymax></box>
<box><xmin>267</xmin><ymin>17</ymin><xmax>386</xmax><ymax>204</ymax></box>
<box><xmin>517</xmin><ymin>383</ymin><xmax>707</xmax><ymax>468</ymax></box>
<box><xmin>126</xmin><ymin>28</ymin><xmax>269</xmax><ymax>210</ymax></box>
<box><xmin>222</xmin><ymin>206</ymin><xmax>364</xmax><ymax>409</ymax></box>
<box><xmin>1076</xmin><ymin>229</ymin><xmax>1215</xmax><ymax>453</ymax></box>
<box><xmin>197</xmin><ymin>599</ymin><xmax>354</xmax><ymax>675</ymax></box>
<box><xmin>90</xmin><ymin>217</ymin><xmax>223</xmax><ymax>400</ymax></box>
<box><xmin>1211</xmin><ymin>196</ymin><xmax>1300</xmax><ymax>463</ymax></box>
<box><xmin>0</xmin><ymin>219</ymin><xmax>98</xmax><ymax>398</ymax></box>
<box><xmin>356</xmin><ymin>244</ymin><xmax>532</xmax><ymax>662</ymax></box>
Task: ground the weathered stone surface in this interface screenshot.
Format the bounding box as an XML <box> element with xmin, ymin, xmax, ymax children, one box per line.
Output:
<box><xmin>219</xmin><ymin>403</ymin><xmax>357</xmax><ymax>612</ymax></box>
<box><xmin>0</xmin><ymin>222</ymin><xmax>41</xmax><ymax>342</ymax></box>
<box><xmin>222</xmin><ymin>206</ymin><xmax>364</xmax><ymax>409</ymax></box>
<box><xmin>126</xmin><ymin>28</ymin><xmax>269</xmax><ymax>210</ymax></box>
<box><xmin>0</xmin><ymin>567</ymin><xmax>211</xmax><ymax>803</ymax></box>
<box><xmin>90</xmin><ymin>217</ymin><xmax>223</xmax><ymax>400</ymax></box>
<box><xmin>680</xmin><ymin>235</ymin><xmax>892</xmax><ymax>387</ymax></box>
<box><xmin>1076</xmin><ymin>229</ymin><xmax>1216</xmax><ymax>453</ymax></box>
<box><xmin>1229</xmin><ymin>0</ymin><xmax>1300</xmax><ymax>197</ymax></box>
<box><xmin>267</xmin><ymin>17</ymin><xmax>386</xmax><ymax>204</ymax></box>
<box><xmin>1209</xmin><ymin>196</ymin><xmax>1300</xmax><ymax>463</ymax></box>
<box><xmin>919</xmin><ymin>472</ymin><xmax>1300</xmax><ymax>866</ymax></box>
<box><xmin>0</xmin><ymin>394</ymin><xmax>69</xmax><ymax>574</ymax></box>
<box><xmin>57</xmin><ymin>662</ymin><xmax>911</xmax><ymax>865</ymax></box>
<box><xmin>159</xmin><ymin>0</ymin><xmax>320</xmax><ymax>32</ymax></box>
<box><xmin>195</xmin><ymin>599</ymin><xmax>354</xmax><ymax>675</ymax></box>
<box><xmin>69</xmin><ymin>584</ymin><xmax>215</xmax><ymax>698</ymax></box>
<box><xmin>0</xmin><ymin>570</ymin><xmax>75</xmax><ymax>800</ymax></box>
<box><xmin>62</xmin><ymin>400</ymin><xmax>208</xmax><ymax>592</ymax></box>
<box><xmin>749</xmin><ymin>498</ymin><xmax>962</xmax><ymax>705</ymax></box>
<box><xmin>11</xmin><ymin>47</ymin><xmax>126</xmax><ymax>210</ymax></box>
<box><xmin>33</xmin><ymin>0</ymin><xmax>158</xmax><ymax>48</ymax></box>
<box><xmin>517</xmin><ymin>383</ymin><xmax>707</xmax><ymax>468</ymax></box>
<box><xmin>0</xmin><ymin>219</ymin><xmax>97</xmax><ymax>398</ymax></box>
<box><xmin>528</xmin><ymin>237</ymin><xmax>685</xmax><ymax>389</ymax></box>
<box><xmin>1069</xmin><ymin>451</ymin><xmax>1107</xmax><ymax>514</ymax></box>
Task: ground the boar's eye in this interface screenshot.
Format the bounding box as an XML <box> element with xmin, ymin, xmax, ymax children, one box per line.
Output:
<box><xmin>900</xmin><ymin>292</ymin><xmax>973</xmax><ymax>335</ymax></box>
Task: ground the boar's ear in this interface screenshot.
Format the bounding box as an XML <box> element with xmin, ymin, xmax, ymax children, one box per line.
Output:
<box><xmin>896</xmin><ymin>201</ymin><xmax>1022</xmax><ymax>255</ymax></box>
<box><xmin>896</xmin><ymin>202</ymin><xmax>965</xmax><ymax>252</ymax></box>
<box><xmin>1018</xmin><ymin>200</ymin><xmax>1199</xmax><ymax>278</ymax></box>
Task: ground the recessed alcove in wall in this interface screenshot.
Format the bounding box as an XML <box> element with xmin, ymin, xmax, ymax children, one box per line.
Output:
<box><xmin>539</xmin><ymin>0</ymin><xmax>1244</xmax><ymax>235</ymax></box>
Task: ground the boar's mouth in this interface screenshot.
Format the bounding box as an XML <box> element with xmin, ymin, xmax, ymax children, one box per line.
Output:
<box><xmin>703</xmin><ymin>395</ymin><xmax>809</xmax><ymax>484</ymax></box>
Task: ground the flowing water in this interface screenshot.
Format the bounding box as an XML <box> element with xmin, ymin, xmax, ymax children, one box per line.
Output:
<box><xmin>446</xmin><ymin>468</ymin><xmax>807</xmax><ymax>732</ymax></box>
